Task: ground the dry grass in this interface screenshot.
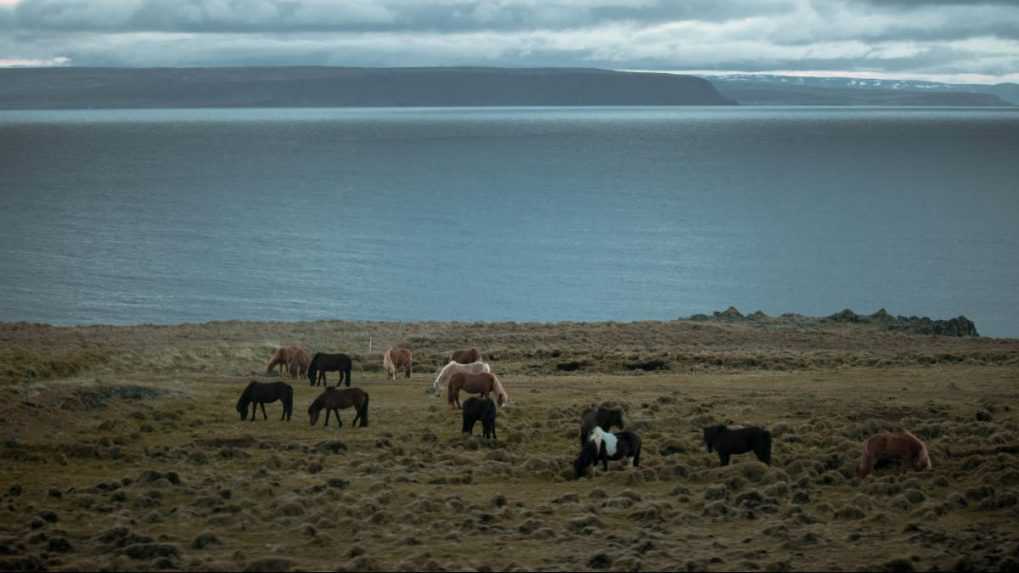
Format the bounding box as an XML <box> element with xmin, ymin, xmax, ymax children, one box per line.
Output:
<box><xmin>1</xmin><ymin>320</ymin><xmax>1018</xmax><ymax>571</ymax></box>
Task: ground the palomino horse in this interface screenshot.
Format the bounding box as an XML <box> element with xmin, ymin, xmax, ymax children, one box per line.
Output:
<box><xmin>450</xmin><ymin>348</ymin><xmax>481</xmax><ymax>364</ymax></box>
<box><xmin>383</xmin><ymin>347</ymin><xmax>413</xmax><ymax>380</ymax></box>
<box><xmin>266</xmin><ymin>346</ymin><xmax>309</xmax><ymax>378</ymax></box>
<box><xmin>432</xmin><ymin>360</ymin><xmax>491</xmax><ymax>394</ymax></box>
<box><xmin>447</xmin><ymin>371</ymin><xmax>508</xmax><ymax>409</ymax></box>
<box><xmin>308</xmin><ymin>387</ymin><xmax>370</xmax><ymax>428</ymax></box>
<box><xmin>236</xmin><ymin>381</ymin><xmax>293</xmax><ymax>422</ymax></box>
<box><xmin>857</xmin><ymin>430</ymin><xmax>931</xmax><ymax>478</ymax></box>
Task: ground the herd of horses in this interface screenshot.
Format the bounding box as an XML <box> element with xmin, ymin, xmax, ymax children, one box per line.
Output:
<box><xmin>246</xmin><ymin>344</ymin><xmax>934</xmax><ymax>481</ymax></box>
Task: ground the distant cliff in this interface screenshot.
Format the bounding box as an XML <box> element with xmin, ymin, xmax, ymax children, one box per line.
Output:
<box><xmin>708</xmin><ymin>74</ymin><xmax>1014</xmax><ymax>106</ymax></box>
<box><xmin>0</xmin><ymin>67</ymin><xmax>734</xmax><ymax>109</ymax></box>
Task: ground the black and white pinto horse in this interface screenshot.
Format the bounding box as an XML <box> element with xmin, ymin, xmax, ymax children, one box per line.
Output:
<box><xmin>574</xmin><ymin>427</ymin><xmax>642</xmax><ymax>479</ymax></box>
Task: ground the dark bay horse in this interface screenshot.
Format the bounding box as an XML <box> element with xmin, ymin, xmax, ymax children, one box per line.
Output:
<box><xmin>308</xmin><ymin>353</ymin><xmax>353</xmax><ymax>387</ymax></box>
<box><xmin>703</xmin><ymin>425</ymin><xmax>772</xmax><ymax>466</ymax></box>
<box><xmin>236</xmin><ymin>381</ymin><xmax>293</xmax><ymax>422</ymax></box>
<box><xmin>447</xmin><ymin>372</ymin><xmax>508</xmax><ymax>409</ymax></box>
<box><xmin>450</xmin><ymin>348</ymin><xmax>481</xmax><ymax>364</ymax></box>
<box><xmin>857</xmin><ymin>431</ymin><xmax>931</xmax><ymax>478</ymax></box>
<box><xmin>308</xmin><ymin>387</ymin><xmax>370</xmax><ymax>429</ymax></box>
<box><xmin>383</xmin><ymin>347</ymin><xmax>413</xmax><ymax>380</ymax></box>
<box><xmin>462</xmin><ymin>397</ymin><xmax>497</xmax><ymax>440</ymax></box>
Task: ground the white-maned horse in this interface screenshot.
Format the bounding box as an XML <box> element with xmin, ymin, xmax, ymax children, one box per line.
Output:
<box><xmin>432</xmin><ymin>360</ymin><xmax>491</xmax><ymax>394</ymax></box>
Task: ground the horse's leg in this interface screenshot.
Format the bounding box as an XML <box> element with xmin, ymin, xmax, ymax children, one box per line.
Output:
<box><xmin>352</xmin><ymin>406</ymin><xmax>361</xmax><ymax>427</ymax></box>
<box><xmin>260</xmin><ymin>403</ymin><xmax>268</xmax><ymax>420</ymax></box>
<box><xmin>336</xmin><ymin>410</ymin><xmax>343</xmax><ymax>428</ymax></box>
<box><xmin>719</xmin><ymin>452</ymin><xmax>730</xmax><ymax>466</ymax></box>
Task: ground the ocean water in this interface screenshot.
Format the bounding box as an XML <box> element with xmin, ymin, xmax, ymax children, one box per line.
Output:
<box><xmin>1</xmin><ymin>106</ymin><xmax>1018</xmax><ymax>337</ymax></box>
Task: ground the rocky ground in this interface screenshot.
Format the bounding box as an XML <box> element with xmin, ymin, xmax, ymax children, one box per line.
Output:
<box><xmin>1</xmin><ymin>318</ymin><xmax>1018</xmax><ymax>571</ymax></box>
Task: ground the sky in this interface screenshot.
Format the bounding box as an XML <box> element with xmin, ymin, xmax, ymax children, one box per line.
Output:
<box><xmin>1</xmin><ymin>0</ymin><xmax>1018</xmax><ymax>83</ymax></box>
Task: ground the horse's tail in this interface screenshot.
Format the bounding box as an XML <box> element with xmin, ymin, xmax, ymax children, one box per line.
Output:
<box><xmin>761</xmin><ymin>430</ymin><xmax>772</xmax><ymax>465</ymax></box>
<box><xmin>492</xmin><ymin>375</ymin><xmax>509</xmax><ymax>407</ymax></box>
<box><xmin>632</xmin><ymin>433</ymin><xmax>642</xmax><ymax>467</ymax></box>
<box><xmin>360</xmin><ymin>392</ymin><xmax>370</xmax><ymax>427</ymax></box>
<box><xmin>383</xmin><ymin>349</ymin><xmax>393</xmax><ymax>378</ymax></box>
<box><xmin>283</xmin><ymin>385</ymin><xmax>293</xmax><ymax>421</ymax></box>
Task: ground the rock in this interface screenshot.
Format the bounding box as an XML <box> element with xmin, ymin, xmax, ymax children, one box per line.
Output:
<box><xmin>124</xmin><ymin>543</ymin><xmax>179</xmax><ymax>560</ymax></box>
<box><xmin>589</xmin><ymin>552</ymin><xmax>613</xmax><ymax>569</ymax></box>
<box><xmin>192</xmin><ymin>532</ymin><xmax>222</xmax><ymax>549</ymax></box>
<box><xmin>976</xmin><ymin>410</ymin><xmax>993</xmax><ymax>422</ymax></box>
<box><xmin>715</xmin><ymin>306</ymin><xmax>745</xmax><ymax>320</ymax></box>
<box><xmin>244</xmin><ymin>557</ymin><xmax>292</xmax><ymax>572</ymax></box>
<box><xmin>47</xmin><ymin>537</ymin><xmax>72</xmax><ymax>552</ymax></box>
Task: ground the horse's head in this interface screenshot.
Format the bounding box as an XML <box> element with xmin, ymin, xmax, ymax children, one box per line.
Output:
<box><xmin>703</xmin><ymin>425</ymin><xmax>723</xmax><ymax>453</ymax></box>
<box><xmin>307</xmin><ymin>367</ymin><xmax>316</xmax><ymax>386</ymax></box>
<box><xmin>308</xmin><ymin>402</ymin><xmax>320</xmax><ymax>426</ymax></box>
<box><xmin>914</xmin><ymin>445</ymin><xmax>932</xmax><ymax>471</ymax></box>
<box><xmin>573</xmin><ymin>442</ymin><xmax>597</xmax><ymax>479</ymax></box>
<box><xmin>236</xmin><ymin>399</ymin><xmax>248</xmax><ymax>421</ymax></box>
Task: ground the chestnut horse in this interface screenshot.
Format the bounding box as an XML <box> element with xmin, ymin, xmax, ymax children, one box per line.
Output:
<box><xmin>432</xmin><ymin>360</ymin><xmax>491</xmax><ymax>394</ymax></box>
<box><xmin>383</xmin><ymin>347</ymin><xmax>413</xmax><ymax>380</ymax></box>
<box><xmin>266</xmin><ymin>346</ymin><xmax>309</xmax><ymax>378</ymax></box>
<box><xmin>450</xmin><ymin>348</ymin><xmax>481</xmax><ymax>364</ymax></box>
<box><xmin>447</xmin><ymin>371</ymin><xmax>508</xmax><ymax>409</ymax></box>
<box><xmin>857</xmin><ymin>430</ymin><xmax>931</xmax><ymax>478</ymax></box>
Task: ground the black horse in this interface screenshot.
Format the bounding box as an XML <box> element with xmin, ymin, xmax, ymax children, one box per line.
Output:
<box><xmin>703</xmin><ymin>425</ymin><xmax>772</xmax><ymax>466</ymax></box>
<box><xmin>236</xmin><ymin>381</ymin><xmax>293</xmax><ymax>422</ymax></box>
<box><xmin>462</xmin><ymin>397</ymin><xmax>497</xmax><ymax>439</ymax></box>
<box><xmin>308</xmin><ymin>352</ymin><xmax>353</xmax><ymax>387</ymax></box>
<box><xmin>579</xmin><ymin>406</ymin><xmax>624</xmax><ymax>447</ymax></box>
<box><xmin>574</xmin><ymin>427</ymin><xmax>642</xmax><ymax>479</ymax></box>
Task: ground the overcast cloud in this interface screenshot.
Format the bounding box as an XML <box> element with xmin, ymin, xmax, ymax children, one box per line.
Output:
<box><xmin>1</xmin><ymin>0</ymin><xmax>1017</xmax><ymax>82</ymax></box>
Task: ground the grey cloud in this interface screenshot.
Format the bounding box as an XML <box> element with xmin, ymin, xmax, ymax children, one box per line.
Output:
<box><xmin>1</xmin><ymin>0</ymin><xmax>1017</xmax><ymax>82</ymax></box>
<box><xmin>11</xmin><ymin>0</ymin><xmax>794</xmax><ymax>33</ymax></box>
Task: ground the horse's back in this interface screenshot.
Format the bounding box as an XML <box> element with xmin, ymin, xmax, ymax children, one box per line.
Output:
<box><xmin>451</xmin><ymin>348</ymin><xmax>481</xmax><ymax>364</ymax></box>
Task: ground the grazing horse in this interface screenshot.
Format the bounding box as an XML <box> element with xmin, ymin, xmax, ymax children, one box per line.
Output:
<box><xmin>287</xmin><ymin>347</ymin><xmax>311</xmax><ymax>378</ymax></box>
<box><xmin>574</xmin><ymin>427</ymin><xmax>642</xmax><ymax>479</ymax></box>
<box><xmin>236</xmin><ymin>381</ymin><xmax>293</xmax><ymax>422</ymax></box>
<box><xmin>308</xmin><ymin>352</ymin><xmax>353</xmax><ymax>387</ymax></box>
<box><xmin>462</xmin><ymin>397</ymin><xmax>497</xmax><ymax>440</ymax></box>
<box><xmin>450</xmin><ymin>348</ymin><xmax>481</xmax><ymax>364</ymax></box>
<box><xmin>266</xmin><ymin>346</ymin><xmax>308</xmax><ymax>378</ymax></box>
<box><xmin>383</xmin><ymin>347</ymin><xmax>413</xmax><ymax>380</ymax></box>
<box><xmin>447</xmin><ymin>372</ymin><xmax>509</xmax><ymax>409</ymax></box>
<box><xmin>703</xmin><ymin>425</ymin><xmax>772</xmax><ymax>466</ymax></box>
<box><xmin>432</xmin><ymin>360</ymin><xmax>491</xmax><ymax>394</ymax></box>
<box><xmin>857</xmin><ymin>430</ymin><xmax>931</xmax><ymax>478</ymax></box>
<box><xmin>579</xmin><ymin>406</ymin><xmax>625</xmax><ymax>447</ymax></box>
<box><xmin>308</xmin><ymin>387</ymin><xmax>370</xmax><ymax>429</ymax></box>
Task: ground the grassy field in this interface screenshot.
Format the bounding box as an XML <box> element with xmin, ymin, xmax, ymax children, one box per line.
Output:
<box><xmin>1</xmin><ymin>319</ymin><xmax>1018</xmax><ymax>571</ymax></box>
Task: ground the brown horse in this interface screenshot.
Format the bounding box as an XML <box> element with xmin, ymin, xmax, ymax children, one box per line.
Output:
<box><xmin>383</xmin><ymin>347</ymin><xmax>413</xmax><ymax>380</ymax></box>
<box><xmin>308</xmin><ymin>387</ymin><xmax>370</xmax><ymax>428</ymax></box>
<box><xmin>287</xmin><ymin>347</ymin><xmax>311</xmax><ymax>378</ymax></box>
<box><xmin>857</xmin><ymin>430</ymin><xmax>932</xmax><ymax>478</ymax></box>
<box><xmin>266</xmin><ymin>346</ymin><xmax>308</xmax><ymax>378</ymax></box>
<box><xmin>450</xmin><ymin>348</ymin><xmax>481</xmax><ymax>364</ymax></box>
<box><xmin>447</xmin><ymin>371</ymin><xmax>508</xmax><ymax>409</ymax></box>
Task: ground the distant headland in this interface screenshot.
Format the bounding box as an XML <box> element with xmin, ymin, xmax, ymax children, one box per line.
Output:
<box><xmin>0</xmin><ymin>67</ymin><xmax>734</xmax><ymax>109</ymax></box>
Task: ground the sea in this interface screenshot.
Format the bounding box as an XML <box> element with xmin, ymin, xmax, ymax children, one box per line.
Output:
<box><xmin>1</xmin><ymin>106</ymin><xmax>1017</xmax><ymax>337</ymax></box>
